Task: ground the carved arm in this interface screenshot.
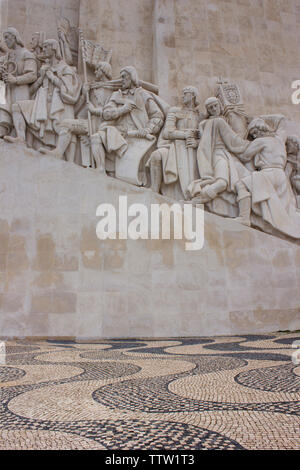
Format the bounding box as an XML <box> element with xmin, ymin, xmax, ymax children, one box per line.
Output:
<box><xmin>163</xmin><ymin>112</ymin><xmax>186</xmax><ymax>140</ymax></box>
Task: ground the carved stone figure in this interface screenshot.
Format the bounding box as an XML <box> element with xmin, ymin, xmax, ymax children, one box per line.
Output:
<box><xmin>9</xmin><ymin>39</ymin><xmax>81</xmax><ymax>156</ymax></box>
<box><xmin>30</xmin><ymin>32</ymin><xmax>46</xmax><ymax>68</ymax></box>
<box><xmin>2</xmin><ymin>22</ymin><xmax>300</xmax><ymax>245</ymax></box>
<box><xmin>41</xmin><ymin>61</ymin><xmax>113</xmax><ymax>167</ymax></box>
<box><xmin>187</xmin><ymin>97</ymin><xmax>250</xmax><ymax>218</ymax></box>
<box><xmin>216</xmin><ymin>77</ymin><xmax>248</xmax><ymax>137</ymax></box>
<box><xmin>0</xmin><ymin>27</ymin><xmax>37</xmax><ymax>142</ymax></box>
<box><xmin>97</xmin><ymin>66</ymin><xmax>164</xmax><ymax>184</ymax></box>
<box><xmin>57</xmin><ymin>18</ymin><xmax>79</xmax><ymax>67</ymax></box>
<box><xmin>234</xmin><ymin>116</ymin><xmax>300</xmax><ymax>238</ymax></box>
<box><xmin>147</xmin><ymin>86</ymin><xmax>202</xmax><ymax>200</ymax></box>
<box><xmin>0</xmin><ymin>104</ymin><xmax>12</xmax><ymax>137</ymax></box>
<box><xmin>286</xmin><ymin>135</ymin><xmax>300</xmax><ymax>209</ymax></box>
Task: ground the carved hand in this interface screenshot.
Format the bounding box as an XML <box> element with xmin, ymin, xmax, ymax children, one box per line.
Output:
<box><xmin>46</xmin><ymin>70</ymin><xmax>55</xmax><ymax>82</ymax></box>
<box><xmin>186</xmin><ymin>137</ymin><xmax>198</xmax><ymax>148</ymax></box>
<box><xmin>122</xmin><ymin>102</ymin><xmax>136</xmax><ymax>114</ymax></box>
<box><xmin>185</xmin><ymin>129</ymin><xmax>196</xmax><ymax>139</ymax></box>
<box><xmin>88</xmin><ymin>103</ymin><xmax>96</xmax><ymax>113</ymax></box>
<box><xmin>40</xmin><ymin>64</ymin><xmax>50</xmax><ymax>79</ymax></box>
<box><xmin>88</xmin><ymin>103</ymin><xmax>102</xmax><ymax>117</ymax></box>
<box><xmin>136</xmin><ymin>128</ymin><xmax>150</xmax><ymax>138</ymax></box>
<box><xmin>83</xmin><ymin>83</ymin><xmax>90</xmax><ymax>96</ymax></box>
<box><xmin>3</xmin><ymin>72</ymin><xmax>17</xmax><ymax>84</ymax></box>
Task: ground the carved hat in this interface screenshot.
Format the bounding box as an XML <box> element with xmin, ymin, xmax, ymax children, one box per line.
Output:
<box><xmin>183</xmin><ymin>86</ymin><xmax>199</xmax><ymax>106</ymax></box>
<box><xmin>3</xmin><ymin>27</ymin><xmax>24</xmax><ymax>47</ymax></box>
<box><xmin>120</xmin><ymin>66</ymin><xmax>139</xmax><ymax>87</ymax></box>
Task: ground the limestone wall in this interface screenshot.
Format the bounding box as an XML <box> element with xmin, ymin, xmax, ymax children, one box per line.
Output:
<box><xmin>0</xmin><ymin>141</ymin><xmax>299</xmax><ymax>339</ymax></box>
<box><xmin>0</xmin><ymin>0</ymin><xmax>80</xmax><ymax>47</ymax></box>
<box><xmin>79</xmin><ymin>0</ymin><xmax>300</xmax><ymax>120</ymax></box>
<box><xmin>1</xmin><ymin>0</ymin><xmax>300</xmax><ymax>119</ymax></box>
<box><xmin>79</xmin><ymin>0</ymin><xmax>154</xmax><ymax>83</ymax></box>
<box><xmin>153</xmin><ymin>0</ymin><xmax>300</xmax><ymax>119</ymax></box>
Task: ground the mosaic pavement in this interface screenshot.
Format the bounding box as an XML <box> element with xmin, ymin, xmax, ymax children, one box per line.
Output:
<box><xmin>0</xmin><ymin>333</ymin><xmax>299</xmax><ymax>450</ymax></box>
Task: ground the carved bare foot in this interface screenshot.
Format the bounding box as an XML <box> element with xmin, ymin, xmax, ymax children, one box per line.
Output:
<box><xmin>233</xmin><ymin>216</ymin><xmax>251</xmax><ymax>227</ymax></box>
<box><xmin>181</xmin><ymin>197</ymin><xmax>206</xmax><ymax>205</ymax></box>
<box><xmin>39</xmin><ymin>147</ymin><xmax>64</xmax><ymax>159</ymax></box>
<box><xmin>191</xmin><ymin>194</ymin><xmax>211</xmax><ymax>204</ymax></box>
<box><xmin>95</xmin><ymin>167</ymin><xmax>106</xmax><ymax>174</ymax></box>
<box><xmin>3</xmin><ymin>136</ymin><xmax>25</xmax><ymax>144</ymax></box>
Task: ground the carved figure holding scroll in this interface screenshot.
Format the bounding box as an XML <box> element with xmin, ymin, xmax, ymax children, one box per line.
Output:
<box><xmin>97</xmin><ymin>66</ymin><xmax>164</xmax><ymax>184</ymax></box>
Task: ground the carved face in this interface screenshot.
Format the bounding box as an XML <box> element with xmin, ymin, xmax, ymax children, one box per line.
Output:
<box><xmin>249</xmin><ymin>127</ymin><xmax>265</xmax><ymax>139</ymax></box>
<box><xmin>3</xmin><ymin>32</ymin><xmax>16</xmax><ymax>49</ymax></box>
<box><xmin>207</xmin><ymin>101</ymin><xmax>221</xmax><ymax>117</ymax></box>
<box><xmin>286</xmin><ymin>139</ymin><xmax>300</xmax><ymax>157</ymax></box>
<box><xmin>30</xmin><ymin>34</ymin><xmax>39</xmax><ymax>50</ymax></box>
<box><xmin>120</xmin><ymin>70</ymin><xmax>132</xmax><ymax>90</ymax></box>
<box><xmin>182</xmin><ymin>91</ymin><xmax>194</xmax><ymax>107</ymax></box>
<box><xmin>42</xmin><ymin>42</ymin><xmax>55</xmax><ymax>59</ymax></box>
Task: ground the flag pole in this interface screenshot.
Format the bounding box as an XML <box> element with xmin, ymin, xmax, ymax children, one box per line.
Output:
<box><xmin>79</xmin><ymin>29</ymin><xmax>93</xmax><ymax>166</ymax></box>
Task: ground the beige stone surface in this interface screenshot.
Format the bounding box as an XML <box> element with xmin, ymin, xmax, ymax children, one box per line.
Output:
<box><xmin>79</xmin><ymin>0</ymin><xmax>154</xmax><ymax>83</ymax></box>
<box><xmin>0</xmin><ymin>0</ymin><xmax>80</xmax><ymax>49</ymax></box>
<box><xmin>78</xmin><ymin>0</ymin><xmax>300</xmax><ymax>121</ymax></box>
<box><xmin>0</xmin><ymin>140</ymin><xmax>299</xmax><ymax>338</ymax></box>
<box><xmin>1</xmin><ymin>0</ymin><xmax>300</xmax><ymax>118</ymax></box>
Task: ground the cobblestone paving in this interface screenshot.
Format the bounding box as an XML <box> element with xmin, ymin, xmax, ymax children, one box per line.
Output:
<box><xmin>0</xmin><ymin>334</ymin><xmax>299</xmax><ymax>450</ymax></box>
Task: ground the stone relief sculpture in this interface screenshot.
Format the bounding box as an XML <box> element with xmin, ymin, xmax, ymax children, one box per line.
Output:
<box><xmin>1</xmin><ymin>24</ymin><xmax>300</xmax><ymax>243</ymax></box>
<box><xmin>99</xmin><ymin>66</ymin><xmax>164</xmax><ymax>184</ymax></box>
<box><xmin>0</xmin><ymin>27</ymin><xmax>37</xmax><ymax>142</ymax></box>
<box><xmin>234</xmin><ymin>116</ymin><xmax>300</xmax><ymax>238</ymax></box>
<box><xmin>45</xmin><ymin>60</ymin><xmax>113</xmax><ymax>167</ymax></box>
<box><xmin>216</xmin><ymin>77</ymin><xmax>248</xmax><ymax>138</ymax></box>
<box><xmin>186</xmin><ymin>97</ymin><xmax>251</xmax><ymax>217</ymax></box>
<box><xmin>30</xmin><ymin>31</ymin><xmax>46</xmax><ymax>68</ymax></box>
<box><xmin>57</xmin><ymin>17</ymin><xmax>79</xmax><ymax>67</ymax></box>
<box><xmin>286</xmin><ymin>135</ymin><xmax>300</xmax><ymax>209</ymax></box>
<box><xmin>147</xmin><ymin>86</ymin><xmax>203</xmax><ymax>200</ymax></box>
<box><xmin>9</xmin><ymin>39</ymin><xmax>81</xmax><ymax>158</ymax></box>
